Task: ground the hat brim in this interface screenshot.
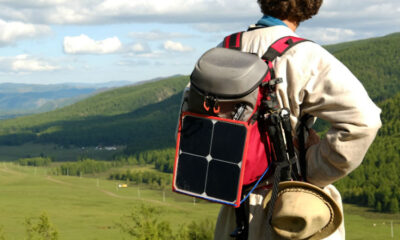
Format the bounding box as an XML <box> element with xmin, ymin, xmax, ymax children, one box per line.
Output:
<box><xmin>263</xmin><ymin>181</ymin><xmax>343</xmax><ymax>240</ymax></box>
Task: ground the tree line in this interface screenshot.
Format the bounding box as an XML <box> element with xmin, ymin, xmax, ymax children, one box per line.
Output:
<box><xmin>109</xmin><ymin>169</ymin><xmax>171</xmax><ymax>190</ymax></box>
<box><xmin>17</xmin><ymin>157</ymin><xmax>52</xmax><ymax>167</ymax></box>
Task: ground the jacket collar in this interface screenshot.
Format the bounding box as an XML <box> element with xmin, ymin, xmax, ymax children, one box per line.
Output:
<box><xmin>256</xmin><ymin>15</ymin><xmax>288</xmax><ymax>27</ymax></box>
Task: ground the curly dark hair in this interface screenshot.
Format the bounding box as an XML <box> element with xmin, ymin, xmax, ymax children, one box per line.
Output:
<box><xmin>257</xmin><ymin>0</ymin><xmax>323</xmax><ymax>23</ymax></box>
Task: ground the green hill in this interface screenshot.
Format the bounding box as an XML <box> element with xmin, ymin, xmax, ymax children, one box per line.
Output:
<box><xmin>0</xmin><ymin>75</ymin><xmax>189</xmax><ymax>152</ymax></box>
<box><xmin>320</xmin><ymin>34</ymin><xmax>400</xmax><ymax>212</ymax></box>
<box><xmin>324</xmin><ymin>32</ymin><xmax>400</xmax><ymax>102</ymax></box>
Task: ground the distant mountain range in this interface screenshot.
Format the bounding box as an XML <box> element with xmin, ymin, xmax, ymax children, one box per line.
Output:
<box><xmin>0</xmin><ymin>80</ymin><xmax>159</xmax><ymax>119</ymax></box>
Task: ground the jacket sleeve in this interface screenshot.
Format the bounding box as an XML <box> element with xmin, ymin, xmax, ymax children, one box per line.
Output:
<box><xmin>279</xmin><ymin>43</ymin><xmax>382</xmax><ymax>187</ymax></box>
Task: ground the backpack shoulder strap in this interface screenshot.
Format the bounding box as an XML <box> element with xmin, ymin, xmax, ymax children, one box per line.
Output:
<box><xmin>262</xmin><ymin>36</ymin><xmax>309</xmax><ymax>61</ymax></box>
<box><xmin>262</xmin><ymin>36</ymin><xmax>310</xmax><ymax>79</ymax></box>
<box><xmin>223</xmin><ymin>33</ymin><xmax>309</xmax><ymax>59</ymax></box>
<box><xmin>223</xmin><ymin>32</ymin><xmax>244</xmax><ymax>50</ymax></box>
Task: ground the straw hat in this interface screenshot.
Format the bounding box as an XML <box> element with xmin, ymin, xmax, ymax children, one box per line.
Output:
<box><xmin>262</xmin><ymin>181</ymin><xmax>343</xmax><ymax>240</ymax></box>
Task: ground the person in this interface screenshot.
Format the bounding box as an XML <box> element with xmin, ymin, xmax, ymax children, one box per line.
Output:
<box><xmin>213</xmin><ymin>0</ymin><xmax>382</xmax><ymax>239</ymax></box>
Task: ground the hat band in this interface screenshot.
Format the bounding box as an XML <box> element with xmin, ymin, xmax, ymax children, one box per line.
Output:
<box><xmin>276</xmin><ymin>188</ymin><xmax>335</xmax><ymax>232</ymax></box>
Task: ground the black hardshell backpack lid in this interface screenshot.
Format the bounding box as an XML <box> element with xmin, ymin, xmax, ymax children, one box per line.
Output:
<box><xmin>188</xmin><ymin>47</ymin><xmax>269</xmax><ymax>121</ymax></box>
<box><xmin>191</xmin><ymin>48</ymin><xmax>268</xmax><ymax>98</ymax></box>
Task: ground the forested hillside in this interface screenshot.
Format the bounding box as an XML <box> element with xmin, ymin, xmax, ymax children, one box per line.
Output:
<box><xmin>324</xmin><ymin>32</ymin><xmax>400</xmax><ymax>102</ymax></box>
<box><xmin>321</xmin><ymin>33</ymin><xmax>400</xmax><ymax>212</ymax></box>
<box><xmin>0</xmin><ymin>75</ymin><xmax>188</xmax><ymax>151</ymax></box>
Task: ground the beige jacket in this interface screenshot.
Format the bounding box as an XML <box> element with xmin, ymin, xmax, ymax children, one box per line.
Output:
<box><xmin>214</xmin><ymin>25</ymin><xmax>381</xmax><ymax>239</ymax></box>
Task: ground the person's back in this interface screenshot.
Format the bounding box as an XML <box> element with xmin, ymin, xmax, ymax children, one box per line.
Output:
<box><xmin>214</xmin><ymin>1</ymin><xmax>381</xmax><ymax>239</ymax></box>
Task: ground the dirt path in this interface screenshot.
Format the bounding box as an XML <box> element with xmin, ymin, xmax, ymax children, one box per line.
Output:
<box><xmin>99</xmin><ymin>189</ymin><xmax>189</xmax><ymax>210</ymax></box>
<box><xmin>0</xmin><ymin>165</ymin><xmax>25</xmax><ymax>176</ymax></box>
<box><xmin>45</xmin><ymin>175</ymin><xmax>186</xmax><ymax>210</ymax></box>
<box><xmin>45</xmin><ymin>176</ymin><xmax>73</xmax><ymax>186</ymax></box>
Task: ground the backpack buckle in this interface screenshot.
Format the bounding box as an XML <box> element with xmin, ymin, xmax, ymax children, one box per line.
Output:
<box><xmin>261</xmin><ymin>78</ymin><xmax>283</xmax><ymax>88</ymax></box>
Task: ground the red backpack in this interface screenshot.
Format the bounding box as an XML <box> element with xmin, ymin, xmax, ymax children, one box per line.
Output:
<box><xmin>173</xmin><ymin>31</ymin><xmax>308</xmax><ymax>207</ymax></box>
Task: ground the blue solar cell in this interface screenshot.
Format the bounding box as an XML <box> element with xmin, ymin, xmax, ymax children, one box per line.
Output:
<box><xmin>180</xmin><ymin>115</ymin><xmax>213</xmax><ymax>156</ymax></box>
<box><xmin>176</xmin><ymin>153</ymin><xmax>208</xmax><ymax>194</ymax></box>
<box><xmin>211</xmin><ymin>121</ymin><xmax>246</xmax><ymax>163</ymax></box>
<box><xmin>206</xmin><ymin>160</ymin><xmax>240</xmax><ymax>201</ymax></box>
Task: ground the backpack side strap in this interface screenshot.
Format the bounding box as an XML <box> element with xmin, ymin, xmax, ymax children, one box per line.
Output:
<box><xmin>223</xmin><ymin>32</ymin><xmax>244</xmax><ymax>50</ymax></box>
<box><xmin>262</xmin><ymin>36</ymin><xmax>309</xmax><ymax>62</ymax></box>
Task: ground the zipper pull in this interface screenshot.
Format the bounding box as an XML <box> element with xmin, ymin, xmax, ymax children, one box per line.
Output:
<box><xmin>203</xmin><ymin>95</ymin><xmax>219</xmax><ymax>114</ymax></box>
<box><xmin>213</xmin><ymin>100</ymin><xmax>220</xmax><ymax>114</ymax></box>
<box><xmin>203</xmin><ymin>96</ymin><xmax>211</xmax><ymax>112</ymax></box>
<box><xmin>203</xmin><ymin>95</ymin><xmax>214</xmax><ymax>112</ymax></box>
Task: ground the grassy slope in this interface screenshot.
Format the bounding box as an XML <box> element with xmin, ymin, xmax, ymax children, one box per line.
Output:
<box><xmin>0</xmin><ymin>163</ymin><xmax>219</xmax><ymax>240</ymax></box>
<box><xmin>0</xmin><ymin>163</ymin><xmax>399</xmax><ymax>240</ymax></box>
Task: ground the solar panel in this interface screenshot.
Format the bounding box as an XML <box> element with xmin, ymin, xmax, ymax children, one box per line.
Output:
<box><xmin>173</xmin><ymin>113</ymin><xmax>249</xmax><ymax>207</ymax></box>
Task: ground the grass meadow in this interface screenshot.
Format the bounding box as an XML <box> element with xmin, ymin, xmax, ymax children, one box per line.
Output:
<box><xmin>0</xmin><ymin>163</ymin><xmax>220</xmax><ymax>239</ymax></box>
<box><xmin>0</xmin><ymin>162</ymin><xmax>399</xmax><ymax>239</ymax></box>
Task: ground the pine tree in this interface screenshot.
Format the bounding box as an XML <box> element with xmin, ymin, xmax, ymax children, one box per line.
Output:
<box><xmin>376</xmin><ymin>201</ymin><xmax>382</xmax><ymax>212</ymax></box>
<box><xmin>389</xmin><ymin>198</ymin><xmax>399</xmax><ymax>213</ymax></box>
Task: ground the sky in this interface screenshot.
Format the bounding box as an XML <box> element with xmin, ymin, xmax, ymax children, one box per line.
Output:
<box><xmin>0</xmin><ymin>0</ymin><xmax>399</xmax><ymax>85</ymax></box>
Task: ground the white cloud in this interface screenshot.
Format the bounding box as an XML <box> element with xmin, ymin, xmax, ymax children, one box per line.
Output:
<box><xmin>0</xmin><ymin>55</ymin><xmax>59</xmax><ymax>72</ymax></box>
<box><xmin>134</xmin><ymin>51</ymin><xmax>165</xmax><ymax>59</ymax></box>
<box><xmin>117</xmin><ymin>59</ymin><xmax>151</xmax><ymax>67</ymax></box>
<box><xmin>163</xmin><ymin>40</ymin><xmax>193</xmax><ymax>52</ymax></box>
<box><xmin>314</xmin><ymin>1</ymin><xmax>400</xmax><ymax>27</ymax></box>
<box><xmin>298</xmin><ymin>28</ymin><xmax>357</xmax><ymax>44</ymax></box>
<box><xmin>63</xmin><ymin>34</ymin><xmax>123</xmax><ymax>54</ymax></box>
<box><xmin>0</xmin><ymin>1</ymin><xmax>397</xmax><ymax>54</ymax></box>
<box><xmin>130</xmin><ymin>30</ymin><xmax>194</xmax><ymax>41</ymax></box>
<box><xmin>128</xmin><ymin>42</ymin><xmax>151</xmax><ymax>54</ymax></box>
<box><xmin>130</xmin><ymin>43</ymin><xmax>146</xmax><ymax>52</ymax></box>
<box><xmin>0</xmin><ymin>0</ymin><xmax>259</xmax><ymax>25</ymax></box>
<box><xmin>192</xmin><ymin>23</ymin><xmax>249</xmax><ymax>33</ymax></box>
<box><xmin>0</xmin><ymin>0</ymin><xmax>399</xmax><ymax>38</ymax></box>
<box><xmin>92</xmin><ymin>0</ymin><xmax>259</xmax><ymax>23</ymax></box>
<box><xmin>0</xmin><ymin>19</ymin><xmax>50</xmax><ymax>46</ymax></box>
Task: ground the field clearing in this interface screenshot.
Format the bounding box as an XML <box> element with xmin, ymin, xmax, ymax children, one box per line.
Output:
<box><xmin>0</xmin><ymin>163</ymin><xmax>219</xmax><ymax>240</ymax></box>
<box><xmin>0</xmin><ymin>162</ymin><xmax>399</xmax><ymax>239</ymax></box>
